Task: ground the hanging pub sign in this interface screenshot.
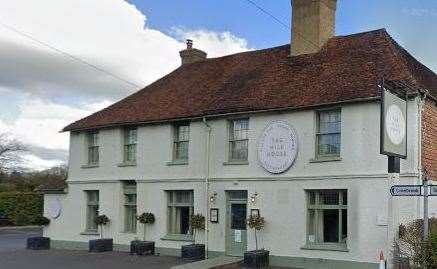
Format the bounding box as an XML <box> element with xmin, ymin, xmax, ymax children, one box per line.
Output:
<box><xmin>380</xmin><ymin>86</ymin><xmax>408</xmax><ymax>159</ymax></box>
<box><xmin>258</xmin><ymin>120</ymin><xmax>298</xmax><ymax>174</ymax></box>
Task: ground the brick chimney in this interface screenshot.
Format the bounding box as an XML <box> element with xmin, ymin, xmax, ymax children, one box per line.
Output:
<box><xmin>290</xmin><ymin>0</ymin><xmax>337</xmax><ymax>56</ymax></box>
<box><xmin>179</xmin><ymin>39</ymin><xmax>207</xmax><ymax>65</ymax></box>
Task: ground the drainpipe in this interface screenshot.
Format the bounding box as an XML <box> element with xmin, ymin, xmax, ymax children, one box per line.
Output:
<box><xmin>417</xmin><ymin>91</ymin><xmax>427</xmax><ymax>218</ymax></box>
<box><xmin>202</xmin><ymin>117</ymin><xmax>211</xmax><ymax>259</ymax></box>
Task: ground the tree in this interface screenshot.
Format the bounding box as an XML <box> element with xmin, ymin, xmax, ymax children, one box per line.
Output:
<box><xmin>0</xmin><ymin>133</ymin><xmax>26</xmax><ymax>173</ymax></box>
<box><xmin>248</xmin><ymin>214</ymin><xmax>265</xmax><ymax>250</ymax></box>
<box><xmin>137</xmin><ymin>212</ymin><xmax>155</xmax><ymax>241</ymax></box>
<box><xmin>190</xmin><ymin>214</ymin><xmax>205</xmax><ymax>243</ymax></box>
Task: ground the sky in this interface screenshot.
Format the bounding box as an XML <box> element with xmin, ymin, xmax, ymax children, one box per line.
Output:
<box><xmin>0</xmin><ymin>0</ymin><xmax>436</xmax><ymax>170</ymax></box>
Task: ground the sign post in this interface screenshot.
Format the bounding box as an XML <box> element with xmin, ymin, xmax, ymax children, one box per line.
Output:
<box><xmin>423</xmin><ymin>173</ymin><xmax>429</xmax><ymax>241</ymax></box>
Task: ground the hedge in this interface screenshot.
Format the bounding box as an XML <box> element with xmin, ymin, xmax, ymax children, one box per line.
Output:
<box><xmin>0</xmin><ymin>192</ymin><xmax>43</xmax><ymax>226</ymax></box>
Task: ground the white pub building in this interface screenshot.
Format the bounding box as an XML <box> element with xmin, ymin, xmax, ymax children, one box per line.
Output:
<box><xmin>43</xmin><ymin>1</ymin><xmax>437</xmax><ymax>268</ymax></box>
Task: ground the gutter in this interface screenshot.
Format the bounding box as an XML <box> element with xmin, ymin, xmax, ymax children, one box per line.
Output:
<box><xmin>202</xmin><ymin>117</ymin><xmax>211</xmax><ymax>259</ymax></box>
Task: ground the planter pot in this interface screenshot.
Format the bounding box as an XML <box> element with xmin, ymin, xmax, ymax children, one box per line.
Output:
<box><xmin>244</xmin><ymin>250</ymin><xmax>269</xmax><ymax>268</ymax></box>
<box><xmin>27</xmin><ymin>236</ymin><xmax>50</xmax><ymax>250</ymax></box>
<box><xmin>130</xmin><ymin>240</ymin><xmax>155</xmax><ymax>256</ymax></box>
<box><xmin>181</xmin><ymin>244</ymin><xmax>205</xmax><ymax>261</ymax></box>
<box><xmin>89</xmin><ymin>238</ymin><xmax>113</xmax><ymax>252</ymax></box>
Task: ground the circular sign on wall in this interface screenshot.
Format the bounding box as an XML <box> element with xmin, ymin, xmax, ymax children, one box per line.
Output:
<box><xmin>386</xmin><ymin>104</ymin><xmax>406</xmax><ymax>145</ymax></box>
<box><xmin>258</xmin><ymin>120</ymin><xmax>298</xmax><ymax>174</ymax></box>
<box><xmin>47</xmin><ymin>198</ymin><xmax>62</xmax><ymax>219</ymax></box>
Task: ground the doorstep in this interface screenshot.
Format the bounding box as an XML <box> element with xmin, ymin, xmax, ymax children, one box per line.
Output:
<box><xmin>171</xmin><ymin>256</ymin><xmax>243</xmax><ymax>269</ymax></box>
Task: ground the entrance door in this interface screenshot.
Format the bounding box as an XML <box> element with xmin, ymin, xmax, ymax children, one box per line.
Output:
<box><xmin>226</xmin><ymin>191</ymin><xmax>247</xmax><ymax>256</ymax></box>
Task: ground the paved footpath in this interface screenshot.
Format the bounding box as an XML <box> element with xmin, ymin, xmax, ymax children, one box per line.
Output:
<box><xmin>0</xmin><ymin>227</ymin><xmax>185</xmax><ymax>269</ymax></box>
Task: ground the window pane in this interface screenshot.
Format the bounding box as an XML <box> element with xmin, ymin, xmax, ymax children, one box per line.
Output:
<box><xmin>177</xmin><ymin>125</ymin><xmax>190</xmax><ymax>141</ymax></box>
<box><xmin>125</xmin><ymin>128</ymin><xmax>137</xmax><ymax>144</ymax></box>
<box><xmin>175</xmin><ymin>141</ymin><xmax>189</xmax><ymax>160</ymax></box>
<box><xmin>125</xmin><ymin>205</ymin><xmax>137</xmax><ymax>232</ymax></box>
<box><xmin>86</xmin><ymin>191</ymin><xmax>99</xmax><ymax>231</ymax></box>
<box><xmin>308</xmin><ymin>209</ymin><xmax>316</xmax><ymax>243</ymax></box>
<box><xmin>231</xmin><ymin>204</ymin><xmax>247</xmax><ymax>230</ymax></box>
<box><xmin>320</xmin><ymin>190</ymin><xmax>340</xmax><ymax>205</ymax></box>
<box><xmin>175</xmin><ymin>191</ymin><xmax>193</xmax><ymax>204</ymax></box>
<box><xmin>318</xmin><ymin>134</ymin><xmax>340</xmax><ymax>156</ymax></box>
<box><xmin>308</xmin><ymin>192</ymin><xmax>316</xmax><ymax>205</ymax></box>
<box><xmin>231</xmin><ymin>140</ymin><xmax>248</xmax><ymax>161</ymax></box>
<box><xmin>323</xmin><ymin>209</ymin><xmax>339</xmax><ymax>243</ymax></box>
<box><xmin>177</xmin><ymin>206</ymin><xmax>191</xmax><ymax>234</ymax></box>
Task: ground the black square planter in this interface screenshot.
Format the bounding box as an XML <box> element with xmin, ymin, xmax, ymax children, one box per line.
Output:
<box><xmin>181</xmin><ymin>244</ymin><xmax>205</xmax><ymax>261</ymax></box>
<box><xmin>89</xmin><ymin>238</ymin><xmax>113</xmax><ymax>252</ymax></box>
<box><xmin>27</xmin><ymin>237</ymin><xmax>50</xmax><ymax>250</ymax></box>
<box><xmin>130</xmin><ymin>240</ymin><xmax>155</xmax><ymax>256</ymax></box>
<box><xmin>244</xmin><ymin>250</ymin><xmax>269</xmax><ymax>268</ymax></box>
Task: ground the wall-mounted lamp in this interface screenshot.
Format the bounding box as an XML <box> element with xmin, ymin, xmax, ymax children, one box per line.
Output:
<box><xmin>250</xmin><ymin>192</ymin><xmax>259</xmax><ymax>204</ymax></box>
<box><xmin>209</xmin><ymin>192</ymin><xmax>218</xmax><ymax>204</ymax></box>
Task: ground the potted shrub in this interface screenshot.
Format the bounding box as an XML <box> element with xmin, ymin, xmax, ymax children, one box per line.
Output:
<box><xmin>89</xmin><ymin>214</ymin><xmax>113</xmax><ymax>252</ymax></box>
<box><xmin>27</xmin><ymin>216</ymin><xmax>51</xmax><ymax>250</ymax></box>
<box><xmin>130</xmin><ymin>212</ymin><xmax>155</xmax><ymax>256</ymax></box>
<box><xmin>181</xmin><ymin>214</ymin><xmax>205</xmax><ymax>261</ymax></box>
<box><xmin>244</xmin><ymin>214</ymin><xmax>269</xmax><ymax>268</ymax></box>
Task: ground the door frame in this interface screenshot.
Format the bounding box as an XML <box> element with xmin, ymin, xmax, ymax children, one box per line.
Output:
<box><xmin>225</xmin><ymin>190</ymin><xmax>248</xmax><ymax>256</ymax></box>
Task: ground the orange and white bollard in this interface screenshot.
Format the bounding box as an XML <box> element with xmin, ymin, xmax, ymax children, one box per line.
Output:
<box><xmin>379</xmin><ymin>250</ymin><xmax>386</xmax><ymax>269</ymax></box>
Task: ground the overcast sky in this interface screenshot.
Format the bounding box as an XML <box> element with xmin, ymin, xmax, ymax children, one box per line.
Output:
<box><xmin>0</xmin><ymin>0</ymin><xmax>436</xmax><ymax>170</ymax></box>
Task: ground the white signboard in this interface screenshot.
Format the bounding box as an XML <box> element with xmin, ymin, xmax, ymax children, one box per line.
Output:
<box><xmin>430</xmin><ymin>185</ymin><xmax>437</xmax><ymax>196</ymax></box>
<box><xmin>258</xmin><ymin>121</ymin><xmax>298</xmax><ymax>174</ymax></box>
<box><xmin>386</xmin><ymin>105</ymin><xmax>406</xmax><ymax>145</ymax></box>
<box><xmin>390</xmin><ymin>185</ymin><xmax>422</xmax><ymax>196</ymax></box>
<box><xmin>47</xmin><ymin>198</ymin><xmax>62</xmax><ymax>219</ymax></box>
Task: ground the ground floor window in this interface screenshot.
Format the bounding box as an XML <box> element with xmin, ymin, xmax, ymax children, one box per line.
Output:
<box><xmin>167</xmin><ymin>190</ymin><xmax>193</xmax><ymax>235</ymax></box>
<box><xmin>306</xmin><ymin>189</ymin><xmax>347</xmax><ymax>247</ymax></box>
<box><xmin>123</xmin><ymin>181</ymin><xmax>137</xmax><ymax>233</ymax></box>
<box><xmin>85</xmin><ymin>190</ymin><xmax>99</xmax><ymax>232</ymax></box>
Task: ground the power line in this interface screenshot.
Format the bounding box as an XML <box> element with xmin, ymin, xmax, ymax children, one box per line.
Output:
<box><xmin>243</xmin><ymin>0</ymin><xmax>290</xmax><ymax>29</ymax></box>
<box><xmin>0</xmin><ymin>20</ymin><xmax>142</xmax><ymax>89</ymax></box>
<box><xmin>242</xmin><ymin>0</ymin><xmax>321</xmax><ymax>51</ymax></box>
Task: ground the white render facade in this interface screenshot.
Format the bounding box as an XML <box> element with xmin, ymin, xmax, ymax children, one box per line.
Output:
<box><xmin>44</xmin><ymin>98</ymin><xmax>434</xmax><ymax>269</ymax></box>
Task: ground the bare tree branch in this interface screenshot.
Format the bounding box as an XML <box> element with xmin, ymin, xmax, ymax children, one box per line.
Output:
<box><xmin>0</xmin><ymin>132</ymin><xmax>27</xmax><ymax>172</ymax></box>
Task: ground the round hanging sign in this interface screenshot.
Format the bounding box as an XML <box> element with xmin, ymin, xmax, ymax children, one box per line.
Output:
<box><xmin>258</xmin><ymin>120</ymin><xmax>298</xmax><ymax>174</ymax></box>
<box><xmin>385</xmin><ymin>104</ymin><xmax>406</xmax><ymax>145</ymax></box>
<box><xmin>47</xmin><ymin>198</ymin><xmax>62</xmax><ymax>219</ymax></box>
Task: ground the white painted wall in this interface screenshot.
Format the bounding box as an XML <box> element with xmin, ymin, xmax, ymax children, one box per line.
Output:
<box><xmin>45</xmin><ymin>99</ymin><xmax>431</xmax><ymax>265</ymax></box>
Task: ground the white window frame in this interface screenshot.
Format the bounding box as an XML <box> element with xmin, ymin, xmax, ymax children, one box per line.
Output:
<box><xmin>315</xmin><ymin>109</ymin><xmax>341</xmax><ymax>159</ymax></box>
<box><xmin>87</xmin><ymin>131</ymin><xmax>99</xmax><ymax>165</ymax></box>
<box><xmin>306</xmin><ymin>189</ymin><xmax>348</xmax><ymax>249</ymax></box>
<box><xmin>123</xmin><ymin>127</ymin><xmax>137</xmax><ymax>163</ymax></box>
<box><xmin>166</xmin><ymin>190</ymin><xmax>194</xmax><ymax>236</ymax></box>
<box><xmin>123</xmin><ymin>181</ymin><xmax>137</xmax><ymax>233</ymax></box>
<box><xmin>228</xmin><ymin>118</ymin><xmax>249</xmax><ymax>162</ymax></box>
<box><xmin>173</xmin><ymin>123</ymin><xmax>190</xmax><ymax>162</ymax></box>
<box><xmin>85</xmin><ymin>190</ymin><xmax>99</xmax><ymax>232</ymax></box>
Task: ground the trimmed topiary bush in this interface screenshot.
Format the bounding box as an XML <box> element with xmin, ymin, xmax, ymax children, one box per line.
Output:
<box><xmin>33</xmin><ymin>216</ymin><xmax>50</xmax><ymax>226</ymax></box>
<box><xmin>95</xmin><ymin>214</ymin><xmax>110</xmax><ymax>238</ymax></box>
<box><xmin>190</xmin><ymin>214</ymin><xmax>205</xmax><ymax>243</ymax></box>
<box><xmin>137</xmin><ymin>212</ymin><xmax>155</xmax><ymax>241</ymax></box>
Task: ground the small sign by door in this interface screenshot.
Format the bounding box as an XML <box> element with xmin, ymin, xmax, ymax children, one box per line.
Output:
<box><xmin>235</xmin><ymin>230</ymin><xmax>242</xmax><ymax>243</ymax></box>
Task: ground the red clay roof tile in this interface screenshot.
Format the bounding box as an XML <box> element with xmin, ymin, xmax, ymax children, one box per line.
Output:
<box><xmin>63</xmin><ymin>29</ymin><xmax>437</xmax><ymax>132</ymax></box>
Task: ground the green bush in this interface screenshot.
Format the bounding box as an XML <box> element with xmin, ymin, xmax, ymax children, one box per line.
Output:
<box><xmin>423</xmin><ymin>232</ymin><xmax>437</xmax><ymax>268</ymax></box>
<box><xmin>0</xmin><ymin>192</ymin><xmax>43</xmax><ymax>226</ymax></box>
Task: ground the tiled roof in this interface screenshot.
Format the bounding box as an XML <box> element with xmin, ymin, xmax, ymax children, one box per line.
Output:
<box><xmin>63</xmin><ymin>29</ymin><xmax>437</xmax><ymax>132</ymax></box>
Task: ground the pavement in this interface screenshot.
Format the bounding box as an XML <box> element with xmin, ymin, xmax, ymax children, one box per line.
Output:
<box><xmin>0</xmin><ymin>227</ymin><xmax>185</xmax><ymax>269</ymax></box>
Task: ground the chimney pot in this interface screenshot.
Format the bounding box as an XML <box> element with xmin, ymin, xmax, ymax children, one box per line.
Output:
<box><xmin>179</xmin><ymin>40</ymin><xmax>207</xmax><ymax>66</ymax></box>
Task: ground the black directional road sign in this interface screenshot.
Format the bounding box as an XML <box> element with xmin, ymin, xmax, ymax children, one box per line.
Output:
<box><xmin>390</xmin><ymin>185</ymin><xmax>422</xmax><ymax>196</ymax></box>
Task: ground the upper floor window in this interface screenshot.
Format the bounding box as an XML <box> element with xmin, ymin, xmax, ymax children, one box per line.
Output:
<box><xmin>85</xmin><ymin>190</ymin><xmax>99</xmax><ymax>232</ymax></box>
<box><xmin>306</xmin><ymin>189</ymin><xmax>348</xmax><ymax>248</ymax></box>
<box><xmin>173</xmin><ymin>124</ymin><xmax>190</xmax><ymax>162</ymax></box>
<box><xmin>316</xmin><ymin>110</ymin><xmax>341</xmax><ymax>158</ymax></box>
<box><xmin>87</xmin><ymin>131</ymin><xmax>99</xmax><ymax>165</ymax></box>
<box><xmin>229</xmin><ymin>119</ymin><xmax>249</xmax><ymax>162</ymax></box>
<box><xmin>124</xmin><ymin>127</ymin><xmax>137</xmax><ymax>163</ymax></box>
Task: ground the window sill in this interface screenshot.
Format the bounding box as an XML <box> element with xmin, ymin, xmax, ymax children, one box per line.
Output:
<box><xmin>223</xmin><ymin>161</ymin><xmax>249</xmax><ymax>166</ymax></box>
<box><xmin>166</xmin><ymin>160</ymin><xmax>189</xmax><ymax>166</ymax></box>
<box><xmin>310</xmin><ymin>156</ymin><xmax>342</xmax><ymax>163</ymax></box>
<box><xmin>301</xmin><ymin>243</ymin><xmax>349</xmax><ymax>252</ymax></box>
<box><xmin>117</xmin><ymin>162</ymin><xmax>137</xmax><ymax>167</ymax></box>
<box><xmin>80</xmin><ymin>231</ymin><xmax>99</xmax><ymax>236</ymax></box>
<box><xmin>161</xmin><ymin>234</ymin><xmax>194</xmax><ymax>242</ymax></box>
<box><xmin>81</xmin><ymin>164</ymin><xmax>99</xmax><ymax>169</ymax></box>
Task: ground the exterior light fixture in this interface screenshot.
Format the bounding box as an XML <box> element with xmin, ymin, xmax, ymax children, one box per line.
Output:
<box><xmin>250</xmin><ymin>192</ymin><xmax>258</xmax><ymax>204</ymax></box>
<box><xmin>210</xmin><ymin>192</ymin><xmax>218</xmax><ymax>204</ymax></box>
